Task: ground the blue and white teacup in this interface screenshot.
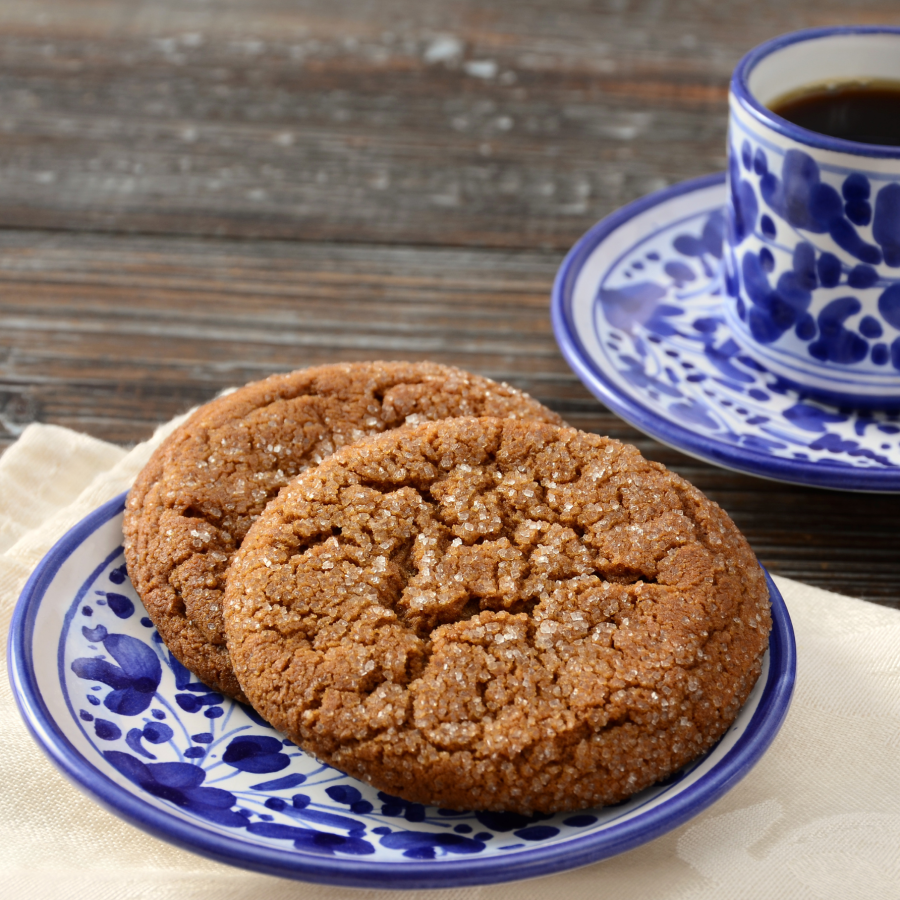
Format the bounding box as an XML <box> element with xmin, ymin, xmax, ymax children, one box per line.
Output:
<box><xmin>725</xmin><ymin>27</ymin><xmax>900</xmax><ymax>408</ymax></box>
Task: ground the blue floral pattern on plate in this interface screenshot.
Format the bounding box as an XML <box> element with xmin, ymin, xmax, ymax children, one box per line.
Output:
<box><xmin>9</xmin><ymin>495</ymin><xmax>795</xmax><ymax>887</ymax></box>
<box><xmin>552</xmin><ymin>173</ymin><xmax>900</xmax><ymax>492</ymax></box>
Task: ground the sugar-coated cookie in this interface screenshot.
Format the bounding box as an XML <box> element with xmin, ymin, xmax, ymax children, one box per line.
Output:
<box><xmin>124</xmin><ymin>363</ymin><xmax>563</xmax><ymax>700</ymax></box>
<box><xmin>224</xmin><ymin>417</ymin><xmax>770</xmax><ymax>812</ymax></box>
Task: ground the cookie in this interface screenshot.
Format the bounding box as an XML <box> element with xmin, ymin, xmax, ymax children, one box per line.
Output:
<box><xmin>124</xmin><ymin>363</ymin><xmax>563</xmax><ymax>701</ymax></box>
<box><xmin>224</xmin><ymin>416</ymin><xmax>771</xmax><ymax>813</ymax></box>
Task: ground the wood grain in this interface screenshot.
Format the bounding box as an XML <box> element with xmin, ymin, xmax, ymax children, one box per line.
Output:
<box><xmin>0</xmin><ymin>0</ymin><xmax>897</xmax><ymax>249</ymax></box>
<box><xmin>0</xmin><ymin>230</ymin><xmax>896</xmax><ymax>606</ymax></box>
<box><xmin>0</xmin><ymin>0</ymin><xmax>896</xmax><ymax>609</ymax></box>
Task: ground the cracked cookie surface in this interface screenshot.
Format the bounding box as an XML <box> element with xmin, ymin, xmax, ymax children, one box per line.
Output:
<box><xmin>224</xmin><ymin>417</ymin><xmax>770</xmax><ymax>813</ymax></box>
<box><xmin>124</xmin><ymin>363</ymin><xmax>562</xmax><ymax>701</ymax></box>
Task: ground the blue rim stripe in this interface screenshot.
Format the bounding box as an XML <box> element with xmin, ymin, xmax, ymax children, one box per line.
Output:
<box><xmin>8</xmin><ymin>492</ymin><xmax>796</xmax><ymax>888</ymax></box>
<box><xmin>731</xmin><ymin>26</ymin><xmax>900</xmax><ymax>160</ymax></box>
<box><xmin>551</xmin><ymin>172</ymin><xmax>900</xmax><ymax>492</ymax></box>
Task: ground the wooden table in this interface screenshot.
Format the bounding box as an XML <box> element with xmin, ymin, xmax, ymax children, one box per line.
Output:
<box><xmin>0</xmin><ymin>0</ymin><xmax>896</xmax><ymax>606</ymax></box>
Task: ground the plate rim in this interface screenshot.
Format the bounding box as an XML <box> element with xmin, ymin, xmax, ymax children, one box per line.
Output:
<box><xmin>551</xmin><ymin>171</ymin><xmax>900</xmax><ymax>493</ymax></box>
<box><xmin>8</xmin><ymin>491</ymin><xmax>796</xmax><ymax>888</ymax></box>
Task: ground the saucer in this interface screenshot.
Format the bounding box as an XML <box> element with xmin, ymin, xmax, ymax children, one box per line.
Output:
<box><xmin>9</xmin><ymin>493</ymin><xmax>796</xmax><ymax>888</ymax></box>
<box><xmin>552</xmin><ymin>173</ymin><xmax>900</xmax><ymax>492</ymax></box>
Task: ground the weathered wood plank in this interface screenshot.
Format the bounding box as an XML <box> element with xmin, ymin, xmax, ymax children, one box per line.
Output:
<box><xmin>0</xmin><ymin>0</ymin><xmax>896</xmax><ymax>248</ymax></box>
<box><xmin>0</xmin><ymin>230</ymin><xmax>896</xmax><ymax>606</ymax></box>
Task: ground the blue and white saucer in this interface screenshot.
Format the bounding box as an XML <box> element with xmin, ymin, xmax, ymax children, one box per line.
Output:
<box><xmin>9</xmin><ymin>494</ymin><xmax>795</xmax><ymax>888</ymax></box>
<box><xmin>552</xmin><ymin>173</ymin><xmax>900</xmax><ymax>492</ymax></box>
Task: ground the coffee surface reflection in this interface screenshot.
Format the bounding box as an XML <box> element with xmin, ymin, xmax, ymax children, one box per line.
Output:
<box><xmin>769</xmin><ymin>80</ymin><xmax>900</xmax><ymax>147</ymax></box>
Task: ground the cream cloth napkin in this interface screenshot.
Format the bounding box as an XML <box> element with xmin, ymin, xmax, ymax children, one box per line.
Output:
<box><xmin>1</xmin><ymin>422</ymin><xmax>899</xmax><ymax>900</ymax></box>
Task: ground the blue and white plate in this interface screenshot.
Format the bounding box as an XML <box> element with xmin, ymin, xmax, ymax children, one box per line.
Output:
<box><xmin>9</xmin><ymin>493</ymin><xmax>795</xmax><ymax>888</ymax></box>
<box><xmin>552</xmin><ymin>173</ymin><xmax>900</xmax><ymax>491</ymax></box>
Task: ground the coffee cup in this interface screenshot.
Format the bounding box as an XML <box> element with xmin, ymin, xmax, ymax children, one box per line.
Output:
<box><xmin>725</xmin><ymin>26</ymin><xmax>900</xmax><ymax>408</ymax></box>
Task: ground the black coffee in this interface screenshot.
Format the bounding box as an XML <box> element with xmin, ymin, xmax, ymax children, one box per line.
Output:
<box><xmin>768</xmin><ymin>80</ymin><xmax>900</xmax><ymax>147</ymax></box>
